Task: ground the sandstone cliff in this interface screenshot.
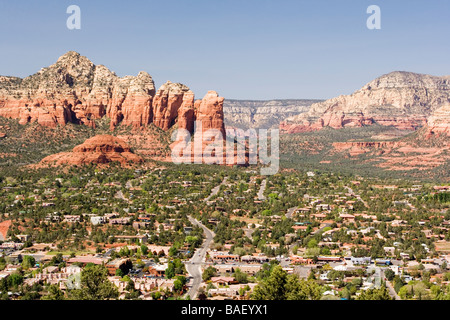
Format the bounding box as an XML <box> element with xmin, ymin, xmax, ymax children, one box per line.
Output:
<box><xmin>0</xmin><ymin>51</ymin><xmax>225</xmax><ymax>137</ymax></box>
<box><xmin>223</xmin><ymin>99</ymin><xmax>319</xmax><ymax>129</ymax></box>
<box><xmin>426</xmin><ymin>105</ymin><xmax>450</xmax><ymax>137</ymax></box>
<box><xmin>280</xmin><ymin>71</ymin><xmax>450</xmax><ymax>133</ymax></box>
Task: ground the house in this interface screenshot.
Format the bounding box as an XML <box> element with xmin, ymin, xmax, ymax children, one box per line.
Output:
<box><xmin>339</xmin><ymin>214</ymin><xmax>355</xmax><ymax>223</ymax></box>
<box><xmin>43</xmin><ymin>266</ymin><xmax>59</xmax><ymax>274</ymax></box>
<box><xmin>63</xmin><ymin>215</ymin><xmax>81</xmax><ymax>223</ymax></box>
<box><xmin>112</xmin><ymin>235</ymin><xmax>148</xmax><ymax>244</ymax></box>
<box><xmin>68</xmin><ymin>256</ymin><xmax>106</xmax><ymax>266</ymax></box>
<box><xmin>316</xmin><ymin>204</ymin><xmax>331</xmax><ymax>211</ymax></box>
<box><xmin>147</xmin><ymin>264</ymin><xmax>168</xmax><ymax>277</ymax></box>
<box><xmin>210</xmin><ymin>277</ymin><xmax>238</xmax><ymax>285</ymax></box>
<box><xmin>16</xmin><ymin>234</ymin><xmax>30</xmax><ymax>242</ymax></box>
<box><xmin>290</xmin><ymin>256</ymin><xmax>314</xmax><ymax>265</ymax></box>
<box><xmin>109</xmin><ymin>217</ymin><xmax>131</xmax><ymax>225</ymax></box>
<box><xmin>400</xmin><ymin>252</ymin><xmax>411</xmax><ymax>260</ymax></box>
<box><xmin>106</xmin><ymin>258</ymin><xmax>133</xmax><ymax>276</ymax></box>
<box><xmin>210</xmin><ymin>252</ymin><xmax>240</xmax><ymax>264</ymax></box>
<box><xmin>45</xmin><ymin>213</ymin><xmax>61</xmax><ymax>222</ymax></box>
<box><xmin>350</xmin><ymin>257</ymin><xmax>372</xmax><ymax>265</ymax></box>
<box><xmin>90</xmin><ymin>216</ymin><xmax>106</xmax><ymax>225</ymax></box>
<box><xmin>235</xmin><ymin>264</ymin><xmax>262</xmax><ymax>275</ymax></box>
<box><xmin>0</xmin><ymin>242</ymin><xmax>23</xmax><ymax>250</ymax></box>
<box><xmin>241</xmin><ymin>255</ymin><xmax>269</xmax><ymax>264</ymax></box>
<box><xmin>317</xmin><ymin>256</ymin><xmax>342</xmax><ymax>263</ymax></box>
<box><xmin>312</xmin><ymin>213</ymin><xmax>327</xmax><ymax>220</ymax></box>
<box><xmin>213</xmin><ymin>264</ymin><xmax>234</xmax><ymax>274</ymax></box>
<box><xmin>334</xmin><ymin>264</ymin><xmax>347</xmax><ymax>271</ymax></box>
<box><xmin>295</xmin><ymin>208</ymin><xmax>311</xmax><ymax>214</ymax></box>
<box><xmin>319</xmin><ymin>271</ymin><xmax>330</xmax><ymax>280</ymax></box>
<box><xmin>183</xmin><ymin>226</ymin><xmax>193</xmax><ymax>234</ymax></box>
<box><xmin>132</xmin><ymin>221</ymin><xmax>150</xmax><ymax>230</ymax></box>
<box><xmin>63</xmin><ymin>265</ymin><xmax>82</xmax><ymax>275</ymax></box>
<box><xmin>375</xmin><ymin>259</ymin><xmax>391</xmax><ymax>266</ymax></box>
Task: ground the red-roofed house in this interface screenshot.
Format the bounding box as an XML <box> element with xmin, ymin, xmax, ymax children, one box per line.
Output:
<box><xmin>68</xmin><ymin>256</ymin><xmax>106</xmax><ymax>266</ymax></box>
<box><xmin>210</xmin><ymin>277</ymin><xmax>238</xmax><ymax>285</ymax></box>
<box><xmin>339</xmin><ymin>214</ymin><xmax>355</xmax><ymax>223</ymax></box>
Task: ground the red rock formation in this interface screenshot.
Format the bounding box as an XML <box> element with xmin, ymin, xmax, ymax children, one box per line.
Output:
<box><xmin>0</xmin><ymin>52</ymin><xmax>156</xmax><ymax>130</ymax></box>
<box><xmin>0</xmin><ymin>52</ymin><xmax>229</xmax><ymax>144</ymax></box>
<box><xmin>194</xmin><ymin>90</ymin><xmax>226</xmax><ymax>137</ymax></box>
<box><xmin>40</xmin><ymin>135</ymin><xmax>143</xmax><ymax>166</ymax></box>
<box><xmin>1</xmin><ymin>52</ymin><xmax>235</xmax><ymax>167</ymax></box>
<box><xmin>177</xmin><ymin>90</ymin><xmax>196</xmax><ymax>134</ymax></box>
<box><xmin>152</xmin><ymin>81</ymin><xmax>190</xmax><ymax>130</ymax></box>
<box><xmin>169</xmin><ymin>90</ymin><xmax>246</xmax><ymax>165</ymax></box>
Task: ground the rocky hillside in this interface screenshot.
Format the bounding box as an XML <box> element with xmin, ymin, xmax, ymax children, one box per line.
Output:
<box><xmin>223</xmin><ymin>99</ymin><xmax>320</xmax><ymax>129</ymax></box>
<box><xmin>280</xmin><ymin>71</ymin><xmax>450</xmax><ymax>134</ymax></box>
<box><xmin>279</xmin><ymin>71</ymin><xmax>450</xmax><ymax>181</ymax></box>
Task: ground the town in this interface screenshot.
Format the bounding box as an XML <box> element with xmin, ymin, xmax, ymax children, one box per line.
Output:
<box><xmin>0</xmin><ymin>163</ymin><xmax>449</xmax><ymax>300</ymax></box>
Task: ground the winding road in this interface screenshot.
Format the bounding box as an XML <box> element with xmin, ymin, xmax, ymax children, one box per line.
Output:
<box><xmin>204</xmin><ymin>177</ymin><xmax>228</xmax><ymax>202</ymax></box>
<box><xmin>185</xmin><ymin>215</ymin><xmax>215</xmax><ymax>299</ymax></box>
<box><xmin>185</xmin><ymin>177</ymin><xmax>226</xmax><ymax>299</ymax></box>
<box><xmin>381</xmin><ymin>268</ymin><xmax>401</xmax><ymax>300</ymax></box>
<box><xmin>257</xmin><ymin>179</ymin><xmax>267</xmax><ymax>201</ymax></box>
<box><xmin>286</xmin><ymin>206</ymin><xmax>298</xmax><ymax>219</ymax></box>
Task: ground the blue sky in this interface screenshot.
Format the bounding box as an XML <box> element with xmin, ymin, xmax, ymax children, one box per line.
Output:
<box><xmin>0</xmin><ymin>0</ymin><xmax>449</xmax><ymax>99</ymax></box>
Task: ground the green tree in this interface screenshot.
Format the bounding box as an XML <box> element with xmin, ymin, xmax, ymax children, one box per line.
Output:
<box><xmin>252</xmin><ymin>265</ymin><xmax>287</xmax><ymax>300</ymax></box>
<box><xmin>41</xmin><ymin>284</ymin><xmax>65</xmax><ymax>300</ymax></box>
<box><xmin>356</xmin><ymin>286</ymin><xmax>392</xmax><ymax>300</ymax></box>
<box><xmin>174</xmin><ymin>279</ymin><xmax>184</xmax><ymax>293</ymax></box>
<box><xmin>115</xmin><ymin>269</ymin><xmax>125</xmax><ymax>277</ymax></box>
<box><xmin>8</xmin><ymin>273</ymin><xmax>23</xmax><ymax>288</ymax></box>
<box><xmin>0</xmin><ymin>278</ymin><xmax>8</xmax><ymax>293</ymax></box>
<box><xmin>202</xmin><ymin>266</ymin><xmax>217</xmax><ymax>281</ymax></box>
<box><xmin>286</xmin><ymin>277</ymin><xmax>322</xmax><ymax>300</ymax></box>
<box><xmin>22</xmin><ymin>255</ymin><xmax>36</xmax><ymax>269</ymax></box>
<box><xmin>252</xmin><ymin>266</ymin><xmax>322</xmax><ymax>300</ymax></box>
<box><xmin>234</xmin><ymin>268</ymin><xmax>248</xmax><ymax>284</ymax></box>
<box><xmin>165</xmin><ymin>262</ymin><xmax>176</xmax><ymax>279</ymax></box>
<box><xmin>384</xmin><ymin>269</ymin><xmax>395</xmax><ymax>281</ymax></box>
<box><xmin>140</xmin><ymin>245</ymin><xmax>149</xmax><ymax>256</ymax></box>
<box><xmin>69</xmin><ymin>264</ymin><xmax>119</xmax><ymax>300</ymax></box>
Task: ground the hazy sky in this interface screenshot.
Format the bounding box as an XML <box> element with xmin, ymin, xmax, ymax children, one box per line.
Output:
<box><xmin>0</xmin><ymin>0</ymin><xmax>449</xmax><ymax>100</ymax></box>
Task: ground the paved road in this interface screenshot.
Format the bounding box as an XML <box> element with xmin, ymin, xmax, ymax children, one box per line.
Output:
<box><xmin>286</xmin><ymin>206</ymin><xmax>298</xmax><ymax>219</ymax></box>
<box><xmin>380</xmin><ymin>268</ymin><xmax>401</xmax><ymax>300</ymax></box>
<box><xmin>345</xmin><ymin>185</ymin><xmax>369</xmax><ymax>207</ymax></box>
<box><xmin>185</xmin><ymin>215</ymin><xmax>215</xmax><ymax>299</ymax></box>
<box><xmin>204</xmin><ymin>177</ymin><xmax>228</xmax><ymax>202</ymax></box>
<box><xmin>243</xmin><ymin>228</ymin><xmax>254</xmax><ymax>239</ymax></box>
<box><xmin>311</xmin><ymin>222</ymin><xmax>332</xmax><ymax>235</ymax></box>
<box><xmin>115</xmin><ymin>189</ymin><xmax>128</xmax><ymax>201</ymax></box>
<box><xmin>257</xmin><ymin>179</ymin><xmax>267</xmax><ymax>201</ymax></box>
